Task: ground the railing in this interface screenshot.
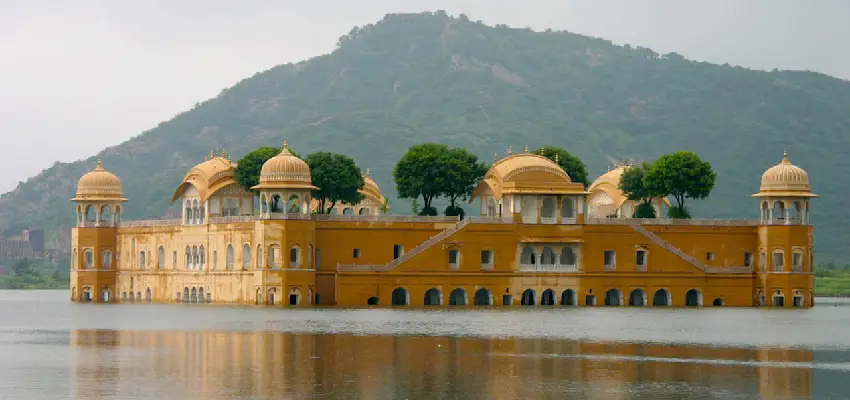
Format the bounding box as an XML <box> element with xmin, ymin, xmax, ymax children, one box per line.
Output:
<box><xmin>466</xmin><ymin>216</ymin><xmax>514</xmax><ymax>224</ymax></box>
<box><xmin>519</xmin><ymin>263</ymin><xmax>580</xmax><ymax>272</ymax></box>
<box><xmin>262</xmin><ymin>213</ymin><xmax>312</xmax><ymax>221</ymax></box>
<box><xmin>586</xmin><ymin>217</ymin><xmax>760</xmax><ymax>226</ymax></box>
<box><xmin>636</xmin><ymin>264</ymin><xmax>647</xmax><ymax>272</ymax></box>
<box><xmin>79</xmin><ymin>221</ymin><xmax>116</xmax><ymax>228</ymax></box>
<box><xmin>336</xmin><ymin>263</ymin><xmax>384</xmax><ymax>272</ymax></box>
<box><xmin>541</xmin><ymin>217</ymin><xmax>558</xmax><ymax>225</ymax></box>
<box><xmin>604</xmin><ymin>264</ymin><xmax>616</xmax><ymax>271</ymax></box>
<box><xmin>313</xmin><ymin>214</ymin><xmax>459</xmax><ymax>223</ymax></box>
<box><xmin>210</xmin><ymin>216</ymin><xmax>257</xmax><ymax>224</ymax></box>
<box><xmin>481</xmin><ymin>263</ymin><xmax>494</xmax><ymax>271</ymax></box>
<box><xmin>120</xmin><ymin>219</ymin><xmax>182</xmax><ymax>228</ymax></box>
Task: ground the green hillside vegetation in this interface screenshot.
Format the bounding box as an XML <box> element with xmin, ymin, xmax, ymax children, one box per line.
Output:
<box><xmin>0</xmin><ymin>11</ymin><xmax>848</xmax><ymax>260</ymax></box>
<box><xmin>0</xmin><ymin>259</ymin><xmax>68</xmax><ymax>290</ymax></box>
<box><xmin>814</xmin><ymin>262</ymin><xmax>850</xmax><ymax>296</ymax></box>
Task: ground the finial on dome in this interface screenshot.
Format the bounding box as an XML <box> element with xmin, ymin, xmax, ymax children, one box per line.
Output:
<box><xmin>283</xmin><ymin>139</ymin><xmax>288</xmax><ymax>149</ymax></box>
<box><xmin>782</xmin><ymin>149</ymin><xmax>789</xmax><ymax>164</ymax></box>
<box><xmin>366</xmin><ymin>167</ymin><xmax>370</xmax><ymax>175</ymax></box>
<box><xmin>524</xmin><ymin>144</ymin><xmax>529</xmax><ymax>153</ymax></box>
<box><xmin>494</xmin><ymin>152</ymin><xmax>498</xmax><ymax>162</ymax></box>
<box><xmin>508</xmin><ymin>146</ymin><xmax>512</xmax><ymax>155</ymax></box>
<box><xmin>96</xmin><ymin>159</ymin><xmax>103</xmax><ymax>170</ymax></box>
<box><xmin>554</xmin><ymin>153</ymin><xmax>559</xmax><ymax>163</ymax></box>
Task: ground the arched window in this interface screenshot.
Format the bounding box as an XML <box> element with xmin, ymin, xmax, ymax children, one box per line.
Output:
<box><xmin>226</xmin><ymin>245</ymin><xmax>234</xmax><ymax>270</ymax></box>
<box><xmin>541</xmin><ymin>197</ymin><xmax>556</xmax><ymax>222</ymax></box>
<box><xmin>242</xmin><ymin>244</ymin><xmax>251</xmax><ymax>270</ymax></box>
<box><xmin>772</xmin><ymin>250</ymin><xmax>785</xmax><ymax>272</ymax></box>
<box><xmin>260</xmin><ymin>194</ymin><xmax>268</xmax><ymax>214</ymax></box>
<box><xmin>269</xmin><ymin>245</ymin><xmax>281</xmax><ymax>269</ymax></box>
<box><xmin>343</xmin><ymin>207</ymin><xmax>355</xmax><ymax>215</ymax></box>
<box><xmin>102</xmin><ymin>250</ymin><xmax>112</xmax><ymax>269</ymax></box>
<box><xmin>172</xmin><ymin>251</ymin><xmax>177</xmax><ymax>269</ymax></box>
<box><xmin>192</xmin><ymin>200</ymin><xmax>199</xmax><ymax>224</ymax></box>
<box><xmin>199</xmin><ymin>203</ymin><xmax>206</xmax><ymax>224</ymax></box>
<box><xmin>157</xmin><ymin>246</ymin><xmax>165</xmax><ymax>269</ymax></box>
<box><xmin>289</xmin><ymin>246</ymin><xmax>300</xmax><ymax>268</ymax></box>
<box><xmin>138</xmin><ymin>251</ymin><xmax>146</xmax><ymax>269</ymax></box>
<box><xmin>185</xmin><ymin>200</ymin><xmax>192</xmax><ymax>224</ymax></box>
<box><xmin>199</xmin><ymin>245</ymin><xmax>206</xmax><ymax>269</ymax></box>
<box><xmin>72</xmin><ymin>249</ymin><xmax>78</xmax><ymax>270</ymax></box>
<box><xmin>358</xmin><ymin>208</ymin><xmax>371</xmax><ymax>215</ymax></box>
<box><xmin>185</xmin><ymin>246</ymin><xmax>192</xmax><ymax>269</ymax></box>
<box><xmin>84</xmin><ymin>205</ymin><xmax>96</xmax><ymax>223</ymax></box>
<box><xmin>792</xmin><ymin>249</ymin><xmax>804</xmax><ymax>272</ymax></box>
<box><xmin>100</xmin><ymin>205</ymin><xmax>112</xmax><ymax>224</ymax></box>
<box><xmin>83</xmin><ymin>249</ymin><xmax>94</xmax><ymax>269</ymax></box>
<box><xmin>257</xmin><ymin>244</ymin><xmax>263</xmax><ymax>269</ymax></box>
<box><xmin>192</xmin><ymin>246</ymin><xmax>199</xmax><ymax>269</ymax></box>
<box><xmin>288</xmin><ymin>194</ymin><xmax>300</xmax><ymax>213</ymax></box>
<box><xmin>307</xmin><ymin>245</ymin><xmax>313</xmax><ymax>269</ymax></box>
<box><xmin>561</xmin><ymin>197</ymin><xmax>574</xmax><ymax>219</ymax></box>
<box><xmin>212</xmin><ymin>250</ymin><xmax>217</xmax><ymax>269</ymax></box>
<box><xmin>270</xmin><ymin>194</ymin><xmax>283</xmax><ymax>213</ymax></box>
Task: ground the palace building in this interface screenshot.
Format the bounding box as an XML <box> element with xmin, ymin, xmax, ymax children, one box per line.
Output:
<box><xmin>69</xmin><ymin>144</ymin><xmax>816</xmax><ymax>308</ymax></box>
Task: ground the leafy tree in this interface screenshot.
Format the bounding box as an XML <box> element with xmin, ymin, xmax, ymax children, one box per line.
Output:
<box><xmin>393</xmin><ymin>143</ymin><xmax>450</xmax><ymax>213</ymax></box>
<box><xmin>381</xmin><ymin>198</ymin><xmax>390</xmax><ymax>214</ymax></box>
<box><xmin>618</xmin><ymin>162</ymin><xmax>661</xmax><ymax>218</ymax></box>
<box><xmin>444</xmin><ymin>205</ymin><xmax>465</xmax><ymax>218</ymax></box>
<box><xmin>644</xmin><ymin>151</ymin><xmax>716</xmax><ymax>218</ymax></box>
<box><xmin>234</xmin><ymin>146</ymin><xmax>300</xmax><ymax>191</ymax></box>
<box><xmin>533</xmin><ymin>147</ymin><xmax>589</xmax><ymax>187</ymax></box>
<box><xmin>442</xmin><ymin>148</ymin><xmax>487</xmax><ymax>210</ymax></box>
<box><xmin>306</xmin><ymin>152</ymin><xmax>365</xmax><ymax>213</ymax></box>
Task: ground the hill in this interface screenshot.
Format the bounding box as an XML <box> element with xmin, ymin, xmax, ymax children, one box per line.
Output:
<box><xmin>1</xmin><ymin>11</ymin><xmax>849</xmax><ymax>260</ymax></box>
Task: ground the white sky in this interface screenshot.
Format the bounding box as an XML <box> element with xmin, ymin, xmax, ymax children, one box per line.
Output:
<box><xmin>0</xmin><ymin>0</ymin><xmax>847</xmax><ymax>193</ymax></box>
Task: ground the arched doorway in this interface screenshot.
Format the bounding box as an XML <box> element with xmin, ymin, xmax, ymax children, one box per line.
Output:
<box><xmin>145</xmin><ymin>288</ymin><xmax>151</xmax><ymax>303</ymax></box>
<box><xmin>685</xmin><ymin>289</ymin><xmax>703</xmax><ymax>307</ymax></box>
<box><xmin>473</xmin><ymin>288</ymin><xmax>493</xmax><ymax>306</ymax></box>
<box><xmin>561</xmin><ymin>289</ymin><xmax>577</xmax><ymax>306</ymax></box>
<box><xmin>183</xmin><ymin>287</ymin><xmax>189</xmax><ymax>303</ymax></box>
<box><xmin>198</xmin><ymin>287</ymin><xmax>205</xmax><ymax>304</ymax></box>
<box><xmin>653</xmin><ymin>289</ymin><xmax>671</xmax><ymax>306</ymax></box>
<box><xmin>712</xmin><ymin>298</ymin><xmax>724</xmax><ymax>306</ymax></box>
<box><xmin>256</xmin><ymin>288</ymin><xmax>262</xmax><ymax>305</ymax></box>
<box><xmin>129</xmin><ymin>291</ymin><xmax>135</xmax><ymax>302</ymax></box>
<box><xmin>604</xmin><ymin>289</ymin><xmax>622</xmax><ymax>306</ymax></box>
<box><xmin>82</xmin><ymin>287</ymin><xmax>93</xmax><ymax>302</ymax></box>
<box><xmin>629</xmin><ymin>289</ymin><xmax>647</xmax><ymax>306</ymax></box>
<box><xmin>521</xmin><ymin>289</ymin><xmax>536</xmax><ymax>305</ymax></box>
<box><xmin>540</xmin><ymin>289</ymin><xmax>556</xmax><ymax>306</ymax></box>
<box><xmin>391</xmin><ymin>288</ymin><xmax>409</xmax><ymax>306</ymax></box>
<box><xmin>190</xmin><ymin>288</ymin><xmax>197</xmax><ymax>303</ymax></box>
<box><xmin>267</xmin><ymin>288</ymin><xmax>277</xmax><ymax>305</ymax></box>
<box><xmin>71</xmin><ymin>286</ymin><xmax>77</xmax><ymax>302</ymax></box>
<box><xmin>288</xmin><ymin>288</ymin><xmax>301</xmax><ymax>305</ymax></box>
<box><xmin>100</xmin><ymin>287</ymin><xmax>110</xmax><ymax>303</ymax></box>
<box><xmin>424</xmin><ymin>288</ymin><xmax>442</xmax><ymax>306</ymax></box>
<box><xmin>447</xmin><ymin>288</ymin><xmax>466</xmax><ymax>306</ymax></box>
<box><xmin>367</xmin><ymin>297</ymin><xmax>380</xmax><ymax>305</ymax></box>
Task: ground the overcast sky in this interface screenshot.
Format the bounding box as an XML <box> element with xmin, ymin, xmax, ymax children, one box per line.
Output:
<box><xmin>1</xmin><ymin>0</ymin><xmax>847</xmax><ymax>193</ymax></box>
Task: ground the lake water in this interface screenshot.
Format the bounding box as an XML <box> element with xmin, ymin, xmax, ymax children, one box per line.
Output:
<box><xmin>1</xmin><ymin>291</ymin><xmax>849</xmax><ymax>399</ymax></box>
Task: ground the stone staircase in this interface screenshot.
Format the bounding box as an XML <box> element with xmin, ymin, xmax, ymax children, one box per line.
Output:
<box><xmin>625</xmin><ymin>221</ymin><xmax>707</xmax><ymax>272</ymax></box>
<box><xmin>379</xmin><ymin>218</ymin><xmax>472</xmax><ymax>271</ymax></box>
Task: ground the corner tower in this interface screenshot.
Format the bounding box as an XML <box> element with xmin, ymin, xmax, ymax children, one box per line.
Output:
<box><xmin>70</xmin><ymin>160</ymin><xmax>126</xmax><ymax>302</ymax></box>
<box><xmin>251</xmin><ymin>141</ymin><xmax>318</xmax><ymax>305</ymax></box>
<box><xmin>752</xmin><ymin>151</ymin><xmax>816</xmax><ymax>308</ymax></box>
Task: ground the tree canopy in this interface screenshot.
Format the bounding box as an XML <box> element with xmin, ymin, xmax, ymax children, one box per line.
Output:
<box><xmin>234</xmin><ymin>146</ymin><xmax>299</xmax><ymax>191</ymax></box>
<box><xmin>533</xmin><ymin>147</ymin><xmax>589</xmax><ymax>187</ymax></box>
<box><xmin>306</xmin><ymin>152</ymin><xmax>365</xmax><ymax>213</ymax></box>
<box><xmin>393</xmin><ymin>143</ymin><xmax>486</xmax><ymax>216</ymax></box>
<box><xmin>618</xmin><ymin>162</ymin><xmax>660</xmax><ymax>218</ymax></box>
<box><xmin>644</xmin><ymin>151</ymin><xmax>716</xmax><ymax>218</ymax></box>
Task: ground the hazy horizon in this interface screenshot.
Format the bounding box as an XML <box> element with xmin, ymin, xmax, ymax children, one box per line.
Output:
<box><xmin>1</xmin><ymin>0</ymin><xmax>848</xmax><ymax>193</ymax></box>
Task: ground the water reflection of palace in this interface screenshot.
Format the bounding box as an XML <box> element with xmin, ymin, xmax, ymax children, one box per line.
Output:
<box><xmin>70</xmin><ymin>330</ymin><xmax>813</xmax><ymax>399</ymax></box>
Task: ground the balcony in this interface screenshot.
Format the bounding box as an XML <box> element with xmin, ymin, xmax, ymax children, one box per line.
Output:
<box><xmin>519</xmin><ymin>263</ymin><xmax>580</xmax><ymax>272</ymax></box>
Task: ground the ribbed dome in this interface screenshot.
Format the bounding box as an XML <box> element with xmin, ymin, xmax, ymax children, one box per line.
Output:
<box><xmin>362</xmin><ymin>169</ymin><xmax>382</xmax><ymax>198</ymax></box>
<box><xmin>760</xmin><ymin>152</ymin><xmax>811</xmax><ymax>192</ymax></box>
<box><xmin>252</xmin><ymin>141</ymin><xmax>317</xmax><ymax>190</ymax></box>
<box><xmin>73</xmin><ymin>160</ymin><xmax>126</xmax><ymax>201</ymax></box>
